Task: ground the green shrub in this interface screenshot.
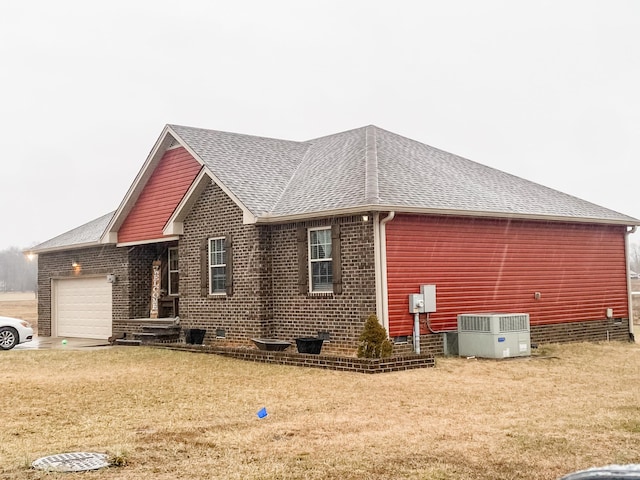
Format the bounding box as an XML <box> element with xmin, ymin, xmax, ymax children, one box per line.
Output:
<box><xmin>357</xmin><ymin>314</ymin><xmax>393</xmax><ymax>358</ymax></box>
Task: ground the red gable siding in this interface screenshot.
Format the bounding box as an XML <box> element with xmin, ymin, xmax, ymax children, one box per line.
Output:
<box><xmin>386</xmin><ymin>214</ymin><xmax>629</xmax><ymax>337</ymax></box>
<box><xmin>118</xmin><ymin>147</ymin><xmax>201</xmax><ymax>244</ymax></box>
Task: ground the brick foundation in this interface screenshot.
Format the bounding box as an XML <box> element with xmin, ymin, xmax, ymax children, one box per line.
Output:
<box><xmin>153</xmin><ymin>343</ymin><xmax>435</xmax><ymax>374</ymax></box>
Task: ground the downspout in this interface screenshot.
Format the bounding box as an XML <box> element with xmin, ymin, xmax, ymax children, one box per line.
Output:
<box><xmin>379</xmin><ymin>211</ymin><xmax>395</xmax><ymax>333</ymax></box>
<box><xmin>374</xmin><ymin>213</ymin><xmax>383</xmax><ymax>322</ymax></box>
<box><xmin>625</xmin><ymin>226</ymin><xmax>638</xmax><ymax>341</ymax></box>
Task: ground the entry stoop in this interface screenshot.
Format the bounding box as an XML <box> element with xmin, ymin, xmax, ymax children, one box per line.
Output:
<box><xmin>134</xmin><ymin>324</ymin><xmax>181</xmax><ymax>344</ymax></box>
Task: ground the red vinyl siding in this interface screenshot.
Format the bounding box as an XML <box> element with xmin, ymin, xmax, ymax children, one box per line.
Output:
<box><xmin>118</xmin><ymin>147</ymin><xmax>201</xmax><ymax>244</ymax></box>
<box><xmin>386</xmin><ymin>214</ymin><xmax>629</xmax><ymax>337</ymax></box>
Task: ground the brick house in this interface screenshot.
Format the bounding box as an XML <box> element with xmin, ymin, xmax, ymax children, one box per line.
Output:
<box><xmin>28</xmin><ymin>125</ymin><xmax>640</xmax><ymax>355</ymax></box>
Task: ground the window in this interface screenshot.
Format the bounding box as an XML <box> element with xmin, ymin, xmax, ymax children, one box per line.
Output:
<box><xmin>309</xmin><ymin>228</ymin><xmax>333</xmax><ymax>292</ymax></box>
<box><xmin>297</xmin><ymin>224</ymin><xmax>342</xmax><ymax>295</ymax></box>
<box><xmin>200</xmin><ymin>235</ymin><xmax>233</xmax><ymax>297</ymax></box>
<box><xmin>209</xmin><ymin>237</ymin><xmax>226</xmax><ymax>294</ymax></box>
<box><xmin>168</xmin><ymin>247</ymin><xmax>179</xmax><ymax>296</ymax></box>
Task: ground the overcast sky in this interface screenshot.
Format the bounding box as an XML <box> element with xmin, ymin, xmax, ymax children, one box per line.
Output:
<box><xmin>1</xmin><ymin>0</ymin><xmax>639</xmax><ymax>251</ymax></box>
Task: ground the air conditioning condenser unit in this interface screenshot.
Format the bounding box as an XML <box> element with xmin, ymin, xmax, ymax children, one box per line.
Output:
<box><xmin>457</xmin><ymin>313</ymin><xmax>531</xmax><ymax>359</ymax></box>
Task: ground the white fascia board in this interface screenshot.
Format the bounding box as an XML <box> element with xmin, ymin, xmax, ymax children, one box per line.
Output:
<box><xmin>163</xmin><ymin>166</ymin><xmax>257</xmax><ymax>236</ymax></box>
<box><xmin>117</xmin><ymin>236</ymin><xmax>179</xmax><ymax>248</ymax></box>
<box><xmin>163</xmin><ymin>169</ymin><xmax>210</xmax><ymax>236</ymax></box>
<box><xmin>173</xmin><ymin>143</ymin><xmax>257</xmax><ymax>225</ymax></box>
<box><xmin>101</xmin><ymin>125</ymin><xmax>203</xmax><ymax>244</ymax></box>
<box><xmin>26</xmin><ymin>241</ymin><xmax>105</xmax><ymax>255</ymax></box>
<box><xmin>256</xmin><ymin>204</ymin><xmax>639</xmax><ymax>227</ymax></box>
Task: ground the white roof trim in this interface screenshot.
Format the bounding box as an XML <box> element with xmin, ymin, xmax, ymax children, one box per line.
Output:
<box><xmin>117</xmin><ymin>236</ymin><xmax>180</xmax><ymax>248</ymax></box>
<box><xmin>101</xmin><ymin>125</ymin><xmax>184</xmax><ymax>244</ymax></box>
<box><xmin>163</xmin><ymin>166</ymin><xmax>257</xmax><ymax>237</ymax></box>
<box><xmin>256</xmin><ymin>204</ymin><xmax>640</xmax><ymax>226</ymax></box>
<box><xmin>102</xmin><ymin>124</ymin><xmax>257</xmax><ymax>244</ymax></box>
<box><xmin>166</xmin><ymin>126</ymin><xmax>257</xmax><ymax>225</ymax></box>
<box><xmin>25</xmin><ymin>241</ymin><xmax>105</xmax><ymax>255</ymax></box>
<box><xmin>163</xmin><ymin>169</ymin><xmax>211</xmax><ymax>235</ymax></box>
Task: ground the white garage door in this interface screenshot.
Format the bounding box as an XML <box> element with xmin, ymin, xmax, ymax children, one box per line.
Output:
<box><xmin>54</xmin><ymin>277</ymin><xmax>112</xmax><ymax>339</ymax></box>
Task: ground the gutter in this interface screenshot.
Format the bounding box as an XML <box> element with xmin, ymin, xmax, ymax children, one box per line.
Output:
<box><xmin>255</xmin><ymin>205</ymin><xmax>638</xmax><ymax>227</ymax></box>
<box><xmin>625</xmin><ymin>226</ymin><xmax>638</xmax><ymax>340</ymax></box>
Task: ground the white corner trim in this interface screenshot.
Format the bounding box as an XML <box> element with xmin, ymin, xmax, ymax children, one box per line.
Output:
<box><xmin>164</xmin><ymin>221</ymin><xmax>184</xmax><ymax>236</ymax></box>
<box><xmin>242</xmin><ymin>210</ymin><xmax>258</xmax><ymax>224</ymax></box>
<box><xmin>101</xmin><ymin>231</ymin><xmax>118</xmax><ymax>244</ymax></box>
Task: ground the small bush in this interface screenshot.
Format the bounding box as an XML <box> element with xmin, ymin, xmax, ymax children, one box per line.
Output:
<box><xmin>357</xmin><ymin>314</ymin><xmax>393</xmax><ymax>358</ymax></box>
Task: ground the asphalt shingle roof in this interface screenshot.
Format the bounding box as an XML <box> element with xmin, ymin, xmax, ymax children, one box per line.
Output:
<box><xmin>30</xmin><ymin>211</ymin><xmax>115</xmax><ymax>253</ymax></box>
<box><xmin>31</xmin><ymin>124</ymin><xmax>639</xmax><ymax>252</ymax></box>
<box><xmin>174</xmin><ymin>124</ymin><xmax>639</xmax><ymax>223</ymax></box>
<box><xmin>169</xmin><ymin>125</ymin><xmax>309</xmax><ymax>216</ymax></box>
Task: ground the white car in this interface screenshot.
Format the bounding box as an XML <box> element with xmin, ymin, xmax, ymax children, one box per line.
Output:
<box><xmin>0</xmin><ymin>316</ymin><xmax>34</xmax><ymax>350</ymax></box>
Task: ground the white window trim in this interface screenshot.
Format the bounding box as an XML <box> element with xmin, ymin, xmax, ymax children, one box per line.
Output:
<box><xmin>308</xmin><ymin>226</ymin><xmax>332</xmax><ymax>293</ymax></box>
<box><xmin>208</xmin><ymin>237</ymin><xmax>226</xmax><ymax>295</ymax></box>
<box><xmin>168</xmin><ymin>247</ymin><xmax>179</xmax><ymax>296</ymax></box>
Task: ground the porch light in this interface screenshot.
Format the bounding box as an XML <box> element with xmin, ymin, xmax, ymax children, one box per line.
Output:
<box><xmin>362</xmin><ymin>215</ymin><xmax>369</xmax><ymax>222</ymax></box>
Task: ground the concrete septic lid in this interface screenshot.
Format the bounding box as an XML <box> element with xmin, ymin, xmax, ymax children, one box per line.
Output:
<box><xmin>32</xmin><ymin>452</ymin><xmax>110</xmax><ymax>472</ymax></box>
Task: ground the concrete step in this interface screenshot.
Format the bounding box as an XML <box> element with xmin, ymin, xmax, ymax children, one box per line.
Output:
<box><xmin>134</xmin><ymin>331</ymin><xmax>180</xmax><ymax>344</ymax></box>
<box><xmin>141</xmin><ymin>325</ymin><xmax>181</xmax><ymax>335</ymax></box>
<box><xmin>114</xmin><ymin>339</ymin><xmax>142</xmax><ymax>346</ymax></box>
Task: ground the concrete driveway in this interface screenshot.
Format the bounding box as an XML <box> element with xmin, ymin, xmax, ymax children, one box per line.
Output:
<box><xmin>14</xmin><ymin>336</ymin><xmax>111</xmax><ymax>350</ymax></box>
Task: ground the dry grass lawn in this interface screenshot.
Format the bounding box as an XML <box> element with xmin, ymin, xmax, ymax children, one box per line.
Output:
<box><xmin>1</xmin><ymin>292</ymin><xmax>640</xmax><ymax>479</ymax></box>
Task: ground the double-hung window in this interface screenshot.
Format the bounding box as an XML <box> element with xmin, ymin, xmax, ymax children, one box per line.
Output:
<box><xmin>168</xmin><ymin>247</ymin><xmax>179</xmax><ymax>296</ymax></box>
<box><xmin>209</xmin><ymin>237</ymin><xmax>226</xmax><ymax>294</ymax></box>
<box><xmin>309</xmin><ymin>227</ymin><xmax>333</xmax><ymax>292</ymax></box>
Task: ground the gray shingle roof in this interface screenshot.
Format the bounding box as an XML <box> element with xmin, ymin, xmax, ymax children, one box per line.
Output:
<box><xmin>31</xmin><ymin>124</ymin><xmax>639</xmax><ymax>253</ymax></box>
<box><xmin>373</xmin><ymin>127</ymin><xmax>637</xmax><ymax>222</ymax></box>
<box><xmin>174</xmin><ymin>124</ymin><xmax>639</xmax><ymax>224</ymax></box>
<box><xmin>29</xmin><ymin>211</ymin><xmax>114</xmax><ymax>253</ymax></box>
<box><xmin>169</xmin><ymin>125</ymin><xmax>309</xmax><ymax>216</ymax></box>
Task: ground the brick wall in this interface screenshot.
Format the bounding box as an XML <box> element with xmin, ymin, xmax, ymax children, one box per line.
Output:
<box><xmin>179</xmin><ymin>182</ymin><xmax>378</xmax><ymax>355</ymax></box>
<box><xmin>269</xmin><ymin>218</ymin><xmax>377</xmax><ymax>355</ymax></box>
<box><xmin>37</xmin><ymin>245</ymin><xmax>129</xmax><ymax>336</ymax></box>
<box><xmin>180</xmin><ymin>182</ymin><xmax>273</xmax><ymax>345</ymax></box>
<box><xmin>531</xmin><ymin>318</ymin><xmax>630</xmax><ymax>344</ymax></box>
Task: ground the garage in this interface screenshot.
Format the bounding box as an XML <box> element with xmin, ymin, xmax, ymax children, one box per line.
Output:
<box><xmin>53</xmin><ymin>277</ymin><xmax>112</xmax><ymax>339</ymax></box>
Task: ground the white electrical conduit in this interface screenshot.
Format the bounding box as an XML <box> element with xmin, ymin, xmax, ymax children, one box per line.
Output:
<box><xmin>413</xmin><ymin>312</ymin><xmax>421</xmax><ymax>354</ymax></box>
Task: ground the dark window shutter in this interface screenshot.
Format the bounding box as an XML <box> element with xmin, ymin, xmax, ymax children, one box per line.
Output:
<box><xmin>332</xmin><ymin>224</ymin><xmax>342</xmax><ymax>294</ymax></box>
<box><xmin>225</xmin><ymin>234</ymin><xmax>234</xmax><ymax>296</ymax></box>
<box><xmin>297</xmin><ymin>226</ymin><xmax>308</xmax><ymax>294</ymax></box>
<box><xmin>200</xmin><ymin>238</ymin><xmax>209</xmax><ymax>297</ymax></box>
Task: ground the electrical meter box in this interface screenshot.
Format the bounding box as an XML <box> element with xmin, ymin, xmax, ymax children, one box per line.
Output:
<box><xmin>408</xmin><ymin>285</ymin><xmax>437</xmax><ymax>314</ymax></box>
<box><xmin>408</xmin><ymin>294</ymin><xmax>425</xmax><ymax>313</ymax></box>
